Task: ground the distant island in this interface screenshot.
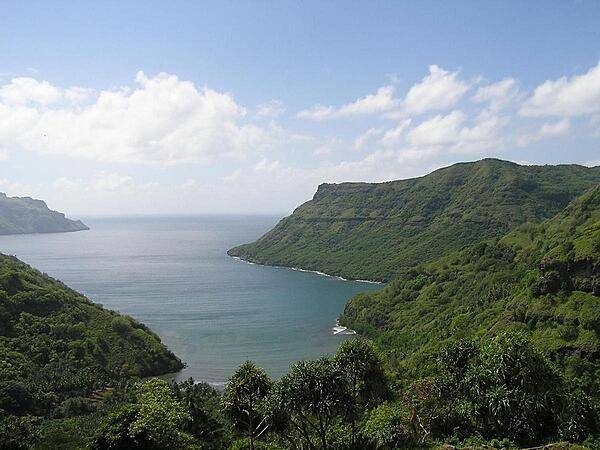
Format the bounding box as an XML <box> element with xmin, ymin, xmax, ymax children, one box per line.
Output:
<box><xmin>0</xmin><ymin>192</ymin><xmax>88</xmax><ymax>235</ymax></box>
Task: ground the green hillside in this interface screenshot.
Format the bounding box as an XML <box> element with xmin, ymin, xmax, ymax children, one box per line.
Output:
<box><xmin>0</xmin><ymin>253</ymin><xmax>183</xmax><ymax>418</ymax></box>
<box><xmin>0</xmin><ymin>193</ymin><xmax>88</xmax><ymax>235</ymax></box>
<box><xmin>229</xmin><ymin>159</ymin><xmax>600</xmax><ymax>282</ymax></box>
<box><xmin>341</xmin><ymin>185</ymin><xmax>600</xmax><ymax>394</ymax></box>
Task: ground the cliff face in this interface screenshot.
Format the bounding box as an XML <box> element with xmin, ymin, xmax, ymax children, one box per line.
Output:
<box><xmin>228</xmin><ymin>159</ymin><xmax>600</xmax><ymax>282</ymax></box>
<box><xmin>0</xmin><ymin>193</ymin><xmax>89</xmax><ymax>235</ymax></box>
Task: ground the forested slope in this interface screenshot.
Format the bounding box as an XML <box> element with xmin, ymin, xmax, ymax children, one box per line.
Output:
<box><xmin>341</xmin><ymin>185</ymin><xmax>600</xmax><ymax>395</ymax></box>
<box><xmin>229</xmin><ymin>159</ymin><xmax>600</xmax><ymax>281</ymax></box>
<box><xmin>0</xmin><ymin>253</ymin><xmax>183</xmax><ymax>418</ymax></box>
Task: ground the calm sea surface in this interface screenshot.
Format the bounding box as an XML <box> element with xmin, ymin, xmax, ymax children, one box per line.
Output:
<box><xmin>0</xmin><ymin>216</ymin><xmax>379</xmax><ymax>384</ymax></box>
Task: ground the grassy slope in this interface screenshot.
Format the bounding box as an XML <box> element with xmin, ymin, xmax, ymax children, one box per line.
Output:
<box><xmin>0</xmin><ymin>193</ymin><xmax>88</xmax><ymax>235</ymax></box>
<box><xmin>0</xmin><ymin>253</ymin><xmax>182</xmax><ymax>414</ymax></box>
<box><xmin>340</xmin><ymin>186</ymin><xmax>600</xmax><ymax>394</ymax></box>
<box><xmin>229</xmin><ymin>159</ymin><xmax>600</xmax><ymax>282</ymax></box>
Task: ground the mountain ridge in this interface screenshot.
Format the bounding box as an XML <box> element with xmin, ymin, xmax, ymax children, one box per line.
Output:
<box><xmin>0</xmin><ymin>192</ymin><xmax>88</xmax><ymax>235</ymax></box>
<box><xmin>228</xmin><ymin>159</ymin><xmax>600</xmax><ymax>282</ymax></box>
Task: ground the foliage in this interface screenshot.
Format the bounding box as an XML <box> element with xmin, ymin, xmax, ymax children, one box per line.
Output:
<box><xmin>341</xmin><ymin>185</ymin><xmax>600</xmax><ymax>401</ymax></box>
<box><xmin>0</xmin><ymin>252</ymin><xmax>183</xmax><ymax>448</ymax></box>
<box><xmin>171</xmin><ymin>378</ymin><xmax>232</xmax><ymax>448</ymax></box>
<box><xmin>222</xmin><ymin>361</ymin><xmax>272</xmax><ymax>450</ymax></box>
<box><xmin>91</xmin><ymin>378</ymin><xmax>193</xmax><ymax>449</ymax></box>
<box><xmin>229</xmin><ymin>159</ymin><xmax>600</xmax><ymax>281</ymax></box>
<box><xmin>362</xmin><ymin>402</ymin><xmax>415</xmax><ymax>449</ymax></box>
<box><xmin>265</xmin><ymin>357</ymin><xmax>351</xmax><ymax>449</ymax></box>
<box><xmin>432</xmin><ymin>334</ymin><xmax>567</xmax><ymax>444</ymax></box>
<box><xmin>0</xmin><ymin>414</ymin><xmax>39</xmax><ymax>450</ymax></box>
<box><xmin>333</xmin><ymin>338</ymin><xmax>390</xmax><ymax>446</ymax></box>
<box><xmin>2</xmin><ymin>161</ymin><xmax>600</xmax><ymax>448</ymax></box>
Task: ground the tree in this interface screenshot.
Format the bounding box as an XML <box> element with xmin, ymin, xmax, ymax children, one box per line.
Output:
<box><xmin>91</xmin><ymin>378</ymin><xmax>193</xmax><ymax>449</ymax></box>
<box><xmin>466</xmin><ymin>333</ymin><xmax>564</xmax><ymax>444</ymax></box>
<box><xmin>265</xmin><ymin>358</ymin><xmax>351</xmax><ymax>449</ymax></box>
<box><xmin>171</xmin><ymin>378</ymin><xmax>230</xmax><ymax>448</ymax></box>
<box><xmin>333</xmin><ymin>338</ymin><xmax>389</xmax><ymax>447</ymax></box>
<box><xmin>222</xmin><ymin>361</ymin><xmax>272</xmax><ymax>450</ymax></box>
<box><xmin>362</xmin><ymin>402</ymin><xmax>414</xmax><ymax>449</ymax></box>
<box><xmin>429</xmin><ymin>333</ymin><xmax>588</xmax><ymax>445</ymax></box>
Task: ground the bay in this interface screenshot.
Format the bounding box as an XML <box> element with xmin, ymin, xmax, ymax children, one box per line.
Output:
<box><xmin>0</xmin><ymin>216</ymin><xmax>379</xmax><ymax>384</ymax></box>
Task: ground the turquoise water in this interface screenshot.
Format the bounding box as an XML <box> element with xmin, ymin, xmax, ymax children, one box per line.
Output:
<box><xmin>0</xmin><ymin>216</ymin><xmax>380</xmax><ymax>384</ymax></box>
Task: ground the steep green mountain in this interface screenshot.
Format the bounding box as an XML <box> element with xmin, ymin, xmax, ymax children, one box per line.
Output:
<box><xmin>341</xmin><ymin>185</ymin><xmax>600</xmax><ymax>394</ymax></box>
<box><xmin>0</xmin><ymin>193</ymin><xmax>88</xmax><ymax>235</ymax></box>
<box><xmin>0</xmin><ymin>253</ymin><xmax>183</xmax><ymax>417</ymax></box>
<box><xmin>229</xmin><ymin>159</ymin><xmax>600</xmax><ymax>282</ymax></box>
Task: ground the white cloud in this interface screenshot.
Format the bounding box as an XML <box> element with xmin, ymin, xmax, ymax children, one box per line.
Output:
<box><xmin>297</xmin><ymin>85</ymin><xmax>397</xmax><ymax>120</ymax></box>
<box><xmin>257</xmin><ymin>99</ymin><xmax>285</xmax><ymax>118</ymax></box>
<box><xmin>53</xmin><ymin>177</ymin><xmax>81</xmax><ymax>191</ymax></box>
<box><xmin>407</xmin><ymin>110</ymin><xmax>505</xmax><ymax>154</ymax></box>
<box><xmin>223</xmin><ymin>169</ymin><xmax>242</xmax><ymax>183</ymax></box>
<box><xmin>516</xmin><ymin>118</ymin><xmax>571</xmax><ymax>147</ymax></box>
<box><xmin>64</xmin><ymin>86</ymin><xmax>96</xmax><ymax>104</ymax></box>
<box><xmin>520</xmin><ymin>62</ymin><xmax>600</xmax><ymax>117</ymax></box>
<box><xmin>354</xmin><ymin>128</ymin><xmax>383</xmax><ymax>149</ymax></box>
<box><xmin>472</xmin><ymin>78</ymin><xmax>520</xmax><ymax>110</ymax></box>
<box><xmin>0</xmin><ymin>178</ymin><xmax>37</xmax><ymax>197</ymax></box>
<box><xmin>539</xmin><ymin>118</ymin><xmax>570</xmax><ymax>137</ymax></box>
<box><xmin>313</xmin><ymin>137</ymin><xmax>342</xmax><ymax>155</ymax></box>
<box><xmin>402</xmin><ymin>65</ymin><xmax>470</xmax><ymax>115</ymax></box>
<box><xmin>408</xmin><ymin>111</ymin><xmax>466</xmax><ymax>146</ymax></box>
<box><xmin>0</xmin><ymin>71</ymin><xmax>271</xmax><ymax>164</ymax></box>
<box><xmin>254</xmin><ymin>158</ymin><xmax>280</xmax><ymax>172</ymax></box>
<box><xmin>91</xmin><ymin>172</ymin><xmax>134</xmax><ymax>191</ymax></box>
<box><xmin>380</xmin><ymin>119</ymin><xmax>412</xmax><ymax>147</ymax></box>
<box><xmin>0</xmin><ymin>77</ymin><xmax>62</xmax><ymax>105</ymax></box>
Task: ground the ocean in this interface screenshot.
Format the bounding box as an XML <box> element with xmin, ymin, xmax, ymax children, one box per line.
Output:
<box><xmin>0</xmin><ymin>216</ymin><xmax>380</xmax><ymax>385</ymax></box>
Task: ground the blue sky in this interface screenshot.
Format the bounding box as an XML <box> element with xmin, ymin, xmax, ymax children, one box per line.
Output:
<box><xmin>1</xmin><ymin>1</ymin><xmax>599</xmax><ymax>215</ymax></box>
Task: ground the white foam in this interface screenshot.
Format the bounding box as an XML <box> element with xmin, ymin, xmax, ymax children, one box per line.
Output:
<box><xmin>332</xmin><ymin>319</ymin><xmax>357</xmax><ymax>335</ymax></box>
<box><xmin>231</xmin><ymin>256</ymin><xmax>384</xmax><ymax>285</ymax></box>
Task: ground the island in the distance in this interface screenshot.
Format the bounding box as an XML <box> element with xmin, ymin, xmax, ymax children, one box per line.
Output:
<box><xmin>0</xmin><ymin>192</ymin><xmax>89</xmax><ymax>235</ymax></box>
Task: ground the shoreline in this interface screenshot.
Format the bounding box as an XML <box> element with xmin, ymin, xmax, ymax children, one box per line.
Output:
<box><xmin>229</xmin><ymin>255</ymin><xmax>384</xmax><ymax>285</ymax></box>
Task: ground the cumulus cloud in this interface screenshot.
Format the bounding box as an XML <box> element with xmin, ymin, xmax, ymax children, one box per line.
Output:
<box><xmin>257</xmin><ymin>99</ymin><xmax>285</xmax><ymax>118</ymax></box>
<box><xmin>254</xmin><ymin>157</ymin><xmax>280</xmax><ymax>172</ymax></box>
<box><xmin>408</xmin><ymin>111</ymin><xmax>466</xmax><ymax>146</ymax></box>
<box><xmin>380</xmin><ymin>119</ymin><xmax>412</xmax><ymax>147</ymax></box>
<box><xmin>354</xmin><ymin>128</ymin><xmax>383</xmax><ymax>149</ymax></box>
<box><xmin>520</xmin><ymin>62</ymin><xmax>600</xmax><ymax>117</ymax></box>
<box><xmin>0</xmin><ymin>77</ymin><xmax>63</xmax><ymax>105</ymax></box>
<box><xmin>0</xmin><ymin>71</ymin><xmax>270</xmax><ymax>164</ymax></box>
<box><xmin>402</xmin><ymin>65</ymin><xmax>470</xmax><ymax>115</ymax></box>
<box><xmin>297</xmin><ymin>85</ymin><xmax>398</xmax><ymax>120</ymax></box>
<box><xmin>539</xmin><ymin>118</ymin><xmax>570</xmax><ymax>137</ymax></box>
<box><xmin>472</xmin><ymin>78</ymin><xmax>520</xmax><ymax>110</ymax></box>
<box><xmin>516</xmin><ymin>118</ymin><xmax>571</xmax><ymax>147</ymax></box>
<box><xmin>407</xmin><ymin>110</ymin><xmax>505</xmax><ymax>154</ymax></box>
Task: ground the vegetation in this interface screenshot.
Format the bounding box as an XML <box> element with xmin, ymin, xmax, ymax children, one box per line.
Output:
<box><xmin>341</xmin><ymin>185</ymin><xmax>600</xmax><ymax>397</ymax></box>
<box><xmin>1</xmin><ymin>161</ymin><xmax>599</xmax><ymax>448</ymax></box>
<box><xmin>229</xmin><ymin>159</ymin><xmax>600</xmax><ymax>282</ymax></box>
<box><xmin>0</xmin><ymin>193</ymin><xmax>88</xmax><ymax>235</ymax></box>
<box><xmin>0</xmin><ymin>253</ymin><xmax>182</xmax><ymax>447</ymax></box>
<box><xmin>87</xmin><ymin>337</ymin><xmax>596</xmax><ymax>449</ymax></box>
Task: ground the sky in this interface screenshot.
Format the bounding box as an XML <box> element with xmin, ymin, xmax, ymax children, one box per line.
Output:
<box><xmin>1</xmin><ymin>0</ymin><xmax>599</xmax><ymax>216</ymax></box>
